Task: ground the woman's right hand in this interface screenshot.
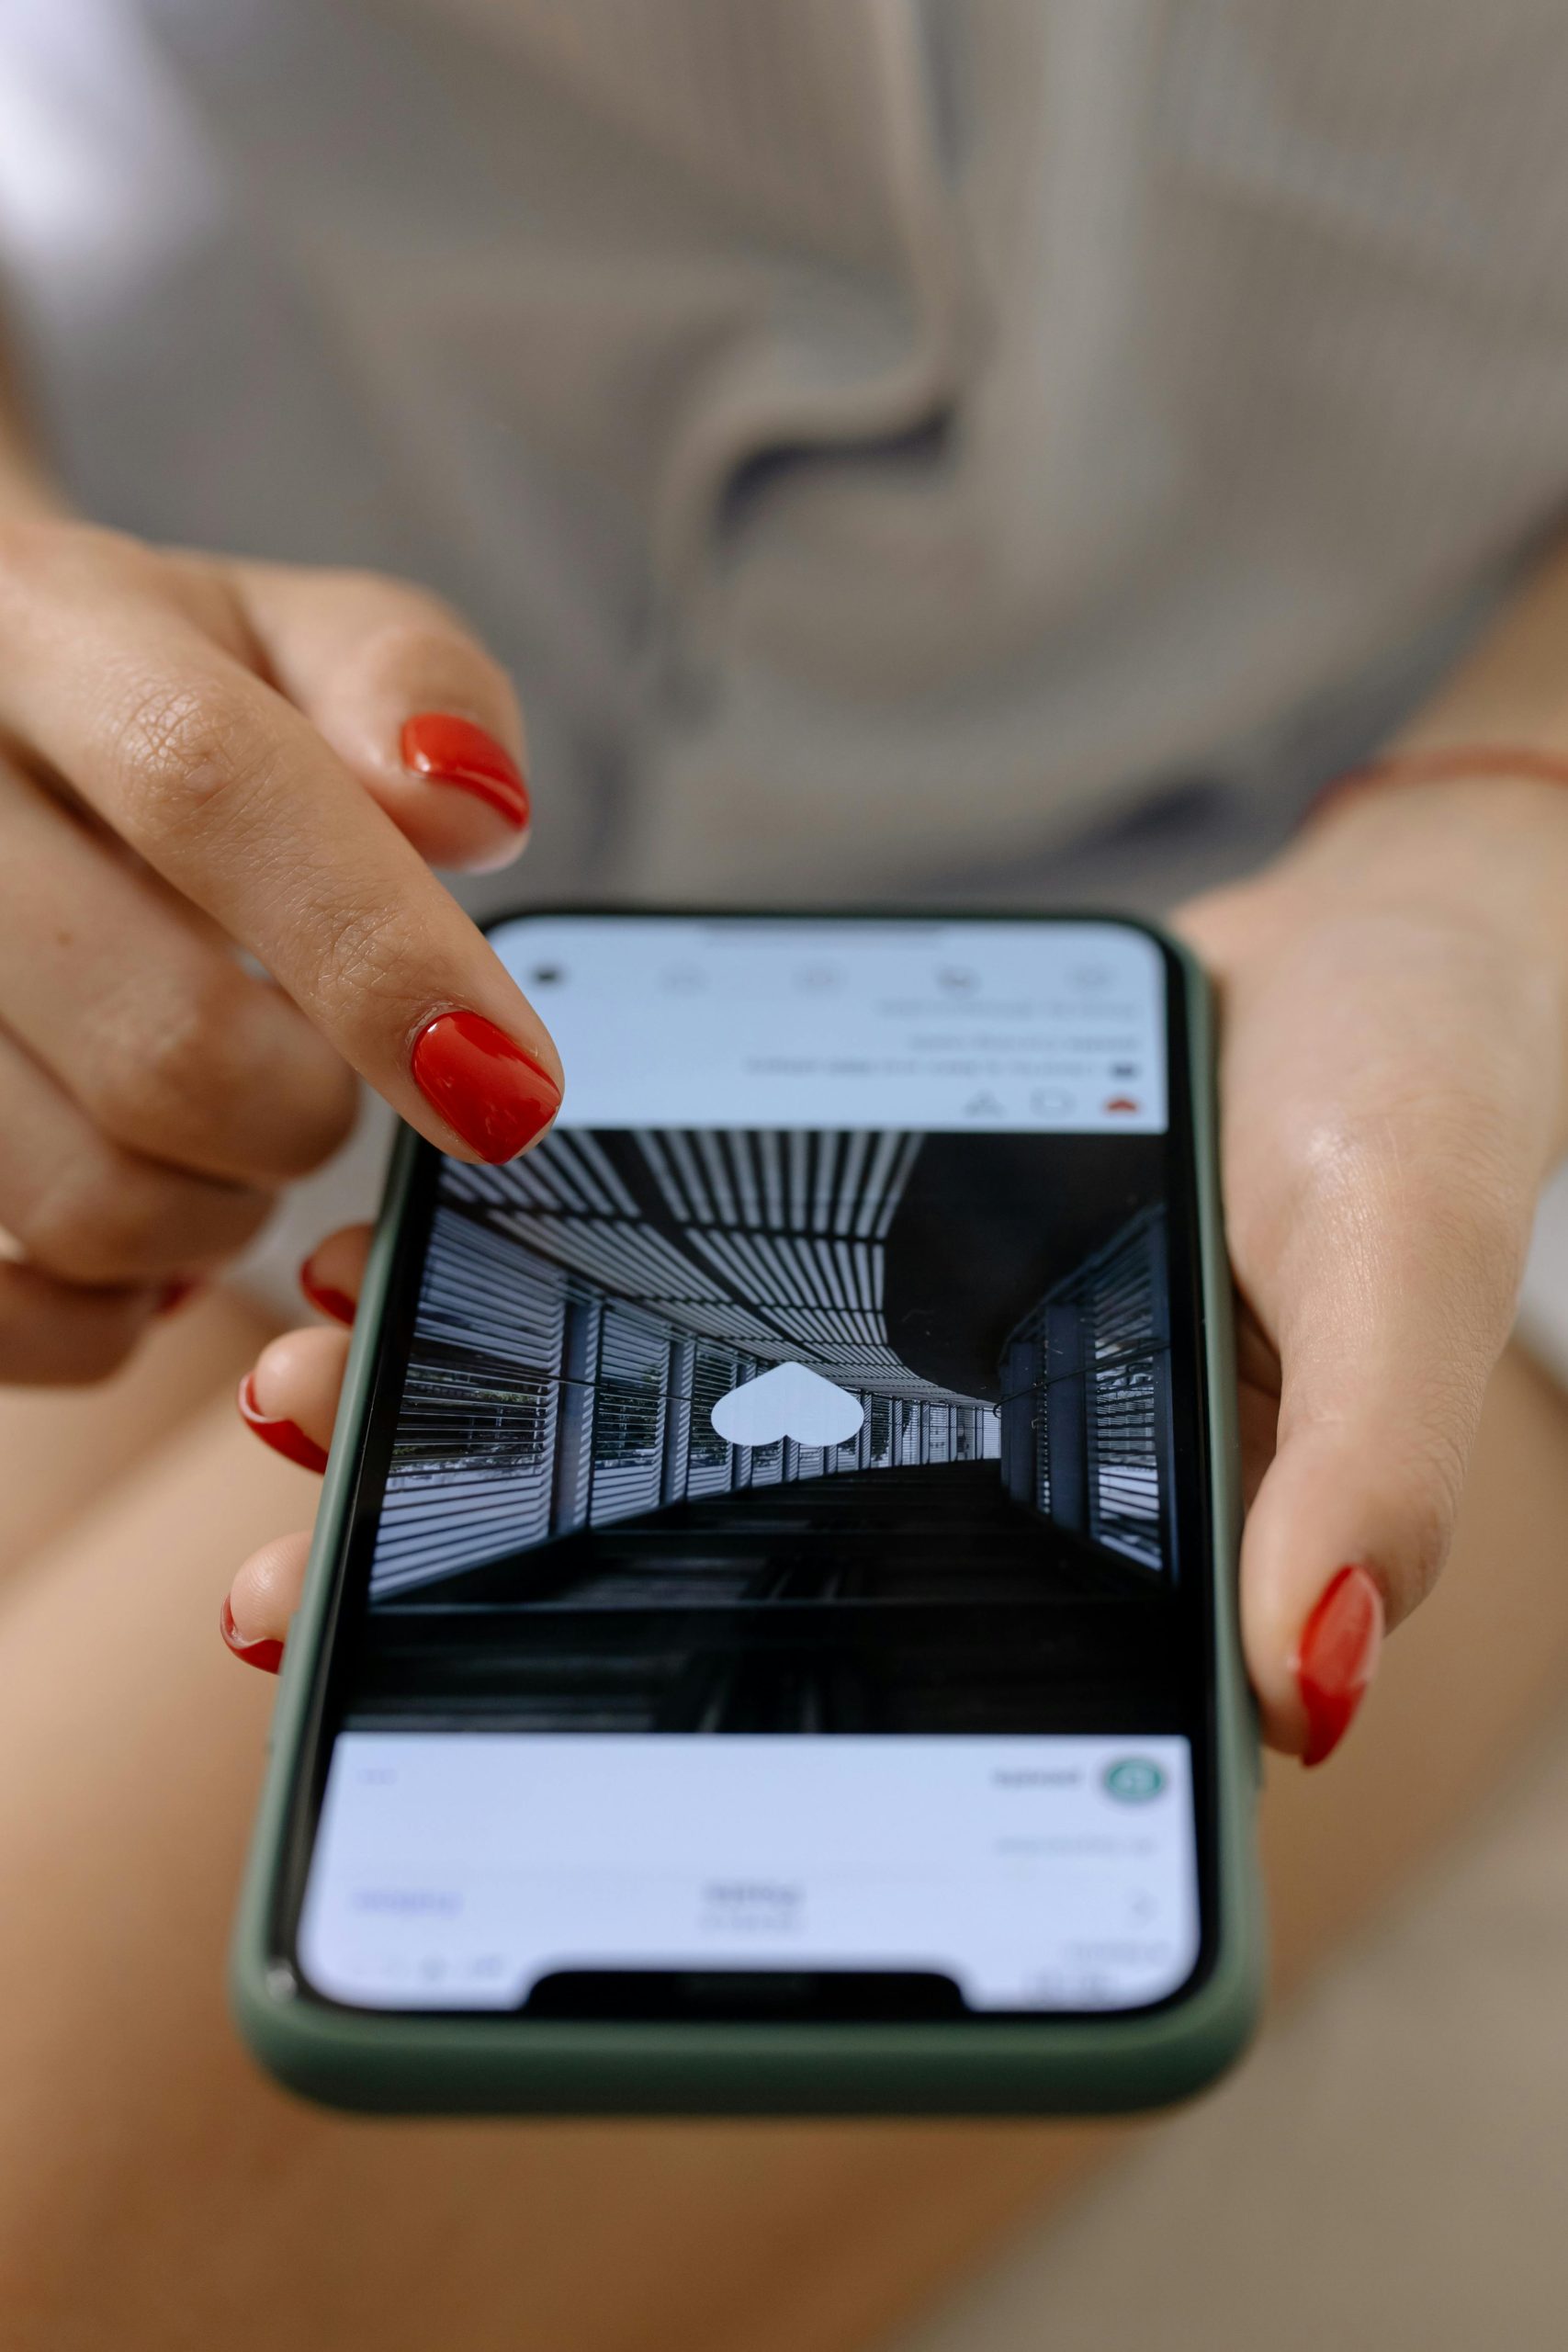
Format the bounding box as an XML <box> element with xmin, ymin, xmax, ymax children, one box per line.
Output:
<box><xmin>0</xmin><ymin>516</ymin><xmax>561</xmax><ymax>1384</ymax></box>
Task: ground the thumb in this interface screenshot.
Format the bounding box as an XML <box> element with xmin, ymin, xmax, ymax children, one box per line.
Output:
<box><xmin>1239</xmin><ymin>1133</ymin><xmax>1530</xmax><ymax>1765</ymax></box>
<box><xmin>231</xmin><ymin>561</ymin><xmax>531</xmax><ymax>874</ymax></box>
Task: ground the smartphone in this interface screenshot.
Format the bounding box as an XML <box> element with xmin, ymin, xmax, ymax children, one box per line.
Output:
<box><xmin>232</xmin><ymin>909</ymin><xmax>1260</xmax><ymax>2115</ymax></box>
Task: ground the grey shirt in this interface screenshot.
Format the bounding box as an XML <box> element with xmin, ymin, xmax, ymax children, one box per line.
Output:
<box><xmin>1</xmin><ymin>0</ymin><xmax>1565</xmax><ymax>1356</ymax></box>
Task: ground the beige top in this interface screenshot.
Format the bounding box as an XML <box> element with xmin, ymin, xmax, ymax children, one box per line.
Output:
<box><xmin>0</xmin><ymin>0</ymin><xmax>1565</xmax><ymax>1351</ymax></box>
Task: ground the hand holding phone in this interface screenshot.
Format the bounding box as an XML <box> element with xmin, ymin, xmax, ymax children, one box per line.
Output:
<box><xmin>232</xmin><ymin>910</ymin><xmax>1259</xmax><ymax>2114</ymax></box>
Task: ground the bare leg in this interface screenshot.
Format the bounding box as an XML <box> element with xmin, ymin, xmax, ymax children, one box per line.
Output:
<box><xmin>2</xmin><ymin>1340</ymin><xmax>1566</xmax><ymax>2352</ymax></box>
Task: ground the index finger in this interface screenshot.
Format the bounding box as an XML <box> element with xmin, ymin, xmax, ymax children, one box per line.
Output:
<box><xmin>0</xmin><ymin>587</ymin><xmax>561</xmax><ymax>1162</ymax></box>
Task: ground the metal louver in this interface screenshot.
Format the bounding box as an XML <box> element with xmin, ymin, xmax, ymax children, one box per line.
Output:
<box><xmin>589</xmin><ymin>1305</ymin><xmax>669</xmax><ymax>1526</ymax></box>
<box><xmin>368</xmin><ymin>1127</ymin><xmax>1003</xmax><ymax>1595</ymax></box>
<box><xmin>374</xmin><ymin>1208</ymin><xmax>568</xmax><ymax>1589</ymax></box>
<box><xmin>997</xmin><ymin>1209</ymin><xmax>1173</xmax><ymax>1575</ymax></box>
<box><xmin>1082</xmin><ymin>1223</ymin><xmax>1168</xmax><ymax>1569</ymax></box>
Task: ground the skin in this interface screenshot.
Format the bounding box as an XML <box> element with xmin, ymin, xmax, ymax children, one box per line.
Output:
<box><xmin>227</xmin><ymin>755</ymin><xmax>1568</xmax><ymax>1758</ymax></box>
<box><xmin>2</xmin><ymin>383</ymin><xmax>1568</xmax><ymax>1762</ymax></box>
<box><xmin>4</xmin><ymin>320</ymin><xmax>1568</xmax><ymax>2352</ymax></box>
<box><xmin>0</xmin><ymin>506</ymin><xmax>562</xmax><ymax>1383</ymax></box>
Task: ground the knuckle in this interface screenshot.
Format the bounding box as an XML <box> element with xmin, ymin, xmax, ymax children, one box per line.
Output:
<box><xmin>23</xmin><ymin>1152</ymin><xmax>164</xmax><ymax>1282</ymax></box>
<box><xmin>82</xmin><ymin>963</ymin><xmax>359</xmax><ymax>1182</ymax></box>
<box><xmin>1265</xmin><ymin>1097</ymin><xmax>1531</xmax><ymax>1309</ymax></box>
<box><xmin>109</xmin><ymin>678</ymin><xmax>271</xmax><ymax>854</ymax></box>
<box><xmin>86</xmin><ymin>966</ymin><xmax>254</xmax><ymax>1154</ymax></box>
<box><xmin>24</xmin><ymin>1148</ymin><xmax>270</xmax><ymax>1283</ymax></box>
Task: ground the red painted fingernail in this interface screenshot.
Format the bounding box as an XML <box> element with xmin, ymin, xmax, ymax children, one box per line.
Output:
<box><xmin>400</xmin><ymin>713</ymin><xmax>529</xmax><ymax>829</ymax></box>
<box><xmin>236</xmin><ymin>1371</ymin><xmax>330</xmax><ymax>1475</ymax></box>
<box><xmin>411</xmin><ymin>1010</ymin><xmax>561</xmax><ymax>1162</ymax></box>
<box><xmin>1292</xmin><ymin>1564</ymin><xmax>1384</xmax><ymax>1767</ymax></box>
<box><xmin>299</xmin><ymin>1255</ymin><xmax>355</xmax><ymax>1326</ymax></box>
<box><xmin>155</xmin><ymin>1276</ymin><xmax>203</xmax><ymax>1317</ymax></box>
<box><xmin>220</xmin><ymin>1593</ymin><xmax>284</xmax><ymax>1675</ymax></box>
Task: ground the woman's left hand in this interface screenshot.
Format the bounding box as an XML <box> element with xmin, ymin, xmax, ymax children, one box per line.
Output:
<box><xmin>1176</xmin><ymin>774</ymin><xmax>1568</xmax><ymax>1759</ymax></box>
<box><xmin>220</xmin><ymin>775</ymin><xmax>1568</xmax><ymax>1763</ymax></box>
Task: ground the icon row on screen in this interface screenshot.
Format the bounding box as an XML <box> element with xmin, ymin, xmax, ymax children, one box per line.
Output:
<box><xmin>958</xmin><ymin>1090</ymin><xmax>1145</xmax><ymax>1119</ymax></box>
<box><xmin>526</xmin><ymin>963</ymin><xmax>1134</xmax><ymax>999</ymax></box>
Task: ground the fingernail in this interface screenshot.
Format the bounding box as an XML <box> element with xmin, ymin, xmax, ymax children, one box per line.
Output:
<box><xmin>299</xmin><ymin>1254</ymin><xmax>355</xmax><ymax>1326</ymax></box>
<box><xmin>400</xmin><ymin>713</ymin><xmax>530</xmax><ymax>829</ymax></box>
<box><xmin>155</xmin><ymin>1276</ymin><xmax>203</xmax><ymax>1317</ymax></box>
<box><xmin>411</xmin><ymin>1010</ymin><xmax>561</xmax><ymax>1162</ymax></box>
<box><xmin>1292</xmin><ymin>1564</ymin><xmax>1384</xmax><ymax>1767</ymax></box>
<box><xmin>220</xmin><ymin>1593</ymin><xmax>284</xmax><ymax>1676</ymax></box>
<box><xmin>236</xmin><ymin>1371</ymin><xmax>330</xmax><ymax>1474</ymax></box>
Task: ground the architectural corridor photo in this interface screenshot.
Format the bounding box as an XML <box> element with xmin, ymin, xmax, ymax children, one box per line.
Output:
<box><xmin>353</xmin><ymin>1124</ymin><xmax>1185</xmax><ymax>1737</ymax></box>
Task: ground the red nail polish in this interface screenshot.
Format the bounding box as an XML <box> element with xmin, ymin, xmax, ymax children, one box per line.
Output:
<box><xmin>400</xmin><ymin>713</ymin><xmax>530</xmax><ymax>829</ymax></box>
<box><xmin>236</xmin><ymin>1372</ymin><xmax>330</xmax><ymax>1475</ymax></box>
<box><xmin>220</xmin><ymin>1594</ymin><xmax>284</xmax><ymax>1676</ymax></box>
<box><xmin>299</xmin><ymin>1256</ymin><xmax>355</xmax><ymax>1326</ymax></box>
<box><xmin>155</xmin><ymin>1276</ymin><xmax>202</xmax><ymax>1317</ymax></box>
<box><xmin>411</xmin><ymin>1010</ymin><xmax>561</xmax><ymax>1163</ymax></box>
<box><xmin>1292</xmin><ymin>1564</ymin><xmax>1384</xmax><ymax>1767</ymax></box>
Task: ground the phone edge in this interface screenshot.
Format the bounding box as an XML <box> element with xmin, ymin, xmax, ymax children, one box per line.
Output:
<box><xmin>229</xmin><ymin>907</ymin><xmax>1264</xmax><ymax>2116</ymax></box>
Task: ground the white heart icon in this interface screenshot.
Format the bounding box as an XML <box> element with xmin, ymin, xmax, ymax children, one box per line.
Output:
<box><xmin>710</xmin><ymin>1362</ymin><xmax>865</xmax><ymax>1450</ymax></box>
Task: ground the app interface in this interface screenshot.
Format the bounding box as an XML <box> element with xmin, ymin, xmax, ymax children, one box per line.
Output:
<box><xmin>299</xmin><ymin>919</ymin><xmax>1208</xmax><ymax>2017</ymax></box>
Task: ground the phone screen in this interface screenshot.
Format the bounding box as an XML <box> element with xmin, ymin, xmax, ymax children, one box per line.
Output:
<box><xmin>286</xmin><ymin>914</ymin><xmax>1218</xmax><ymax>2022</ymax></box>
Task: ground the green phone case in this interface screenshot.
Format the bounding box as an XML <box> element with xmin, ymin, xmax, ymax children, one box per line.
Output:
<box><xmin>231</xmin><ymin>915</ymin><xmax>1263</xmax><ymax>2116</ymax></box>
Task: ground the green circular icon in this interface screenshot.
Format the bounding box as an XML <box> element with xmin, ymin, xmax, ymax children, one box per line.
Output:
<box><xmin>1103</xmin><ymin>1757</ymin><xmax>1167</xmax><ymax>1804</ymax></box>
